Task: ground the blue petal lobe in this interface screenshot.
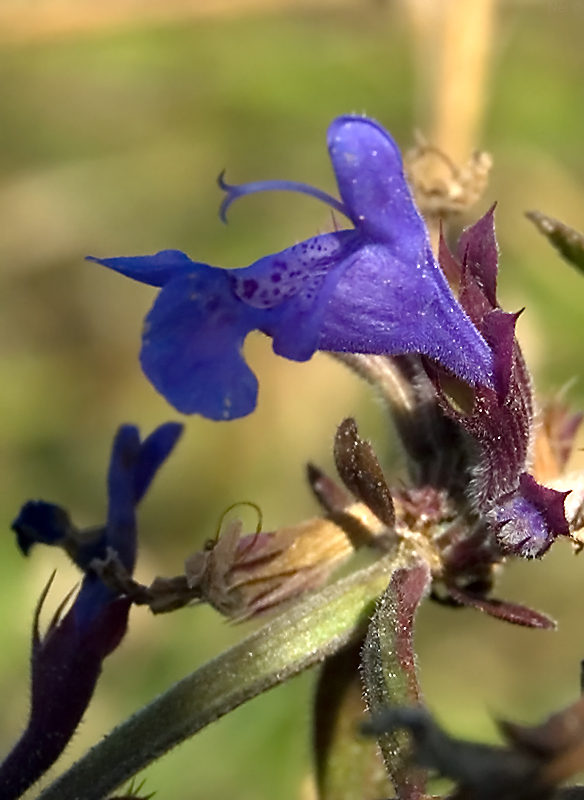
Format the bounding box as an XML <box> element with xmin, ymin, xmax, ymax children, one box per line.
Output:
<box><xmin>87</xmin><ymin>250</ymin><xmax>196</xmax><ymax>288</ymax></box>
<box><xmin>328</xmin><ymin>116</ymin><xmax>428</xmax><ymax>257</ymax></box>
<box><xmin>317</xmin><ymin>243</ymin><xmax>494</xmax><ymax>387</ymax></box>
<box><xmin>141</xmin><ymin>265</ymin><xmax>262</xmax><ymax>420</ymax></box>
<box><xmin>133</xmin><ymin>422</ymin><xmax>184</xmax><ymax>503</ymax></box>
<box><xmin>106</xmin><ymin>424</ymin><xmax>141</xmax><ymax>571</ymax></box>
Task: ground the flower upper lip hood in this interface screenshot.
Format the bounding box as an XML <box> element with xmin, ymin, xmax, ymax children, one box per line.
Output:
<box><xmin>327</xmin><ymin>116</ymin><xmax>431</xmax><ymax>254</ymax></box>
<box><xmin>88</xmin><ymin>115</ymin><xmax>494</xmax><ymax>421</ymax></box>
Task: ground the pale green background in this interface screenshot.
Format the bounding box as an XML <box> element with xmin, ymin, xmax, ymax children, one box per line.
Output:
<box><xmin>0</xmin><ymin>2</ymin><xmax>583</xmax><ymax>798</ymax></box>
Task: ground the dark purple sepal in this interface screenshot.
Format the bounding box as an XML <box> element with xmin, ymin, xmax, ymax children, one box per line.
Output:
<box><xmin>0</xmin><ymin>577</ymin><xmax>131</xmax><ymax>800</ymax></box>
<box><xmin>433</xmin><ymin>208</ymin><xmax>572</xmax><ymax>559</ymax></box>
<box><xmin>436</xmin><ymin>214</ymin><xmax>531</xmax><ymax>500</ymax></box>
<box><xmin>482</xmin><ymin>308</ymin><xmax>522</xmax><ymax>402</ymax></box>
<box><xmin>457</xmin><ymin>204</ymin><xmax>499</xmax><ymax>308</ymax></box>
<box><xmin>449</xmin><ymin>379</ymin><xmax>532</xmax><ymax>511</ymax></box>
<box><xmin>518</xmin><ymin>474</ymin><xmax>570</xmax><ymax>537</ymax></box>
<box><xmin>438</xmin><ymin>227</ymin><xmax>462</xmax><ymax>287</ymax></box>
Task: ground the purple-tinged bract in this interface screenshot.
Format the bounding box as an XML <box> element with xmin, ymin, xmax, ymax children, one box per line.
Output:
<box><xmin>434</xmin><ymin>210</ymin><xmax>569</xmax><ymax>557</ymax></box>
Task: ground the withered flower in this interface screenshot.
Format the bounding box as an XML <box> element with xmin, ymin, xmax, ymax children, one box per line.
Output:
<box><xmin>101</xmin><ymin>513</ymin><xmax>361</xmax><ymax>621</ymax></box>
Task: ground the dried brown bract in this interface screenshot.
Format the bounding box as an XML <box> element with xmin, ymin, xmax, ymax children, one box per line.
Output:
<box><xmin>404</xmin><ymin>134</ymin><xmax>492</xmax><ymax>220</ymax></box>
<box><xmin>91</xmin><ymin>514</ymin><xmax>358</xmax><ymax>620</ymax></box>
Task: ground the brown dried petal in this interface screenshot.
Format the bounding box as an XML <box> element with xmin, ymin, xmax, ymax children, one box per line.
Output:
<box><xmin>404</xmin><ymin>139</ymin><xmax>492</xmax><ymax>218</ymax></box>
<box><xmin>184</xmin><ymin>517</ymin><xmax>356</xmax><ymax>619</ymax></box>
<box><xmin>533</xmin><ymin>400</ymin><xmax>584</xmax><ymax>483</ymax></box>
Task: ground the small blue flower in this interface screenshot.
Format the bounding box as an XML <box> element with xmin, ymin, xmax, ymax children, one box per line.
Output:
<box><xmin>88</xmin><ymin>115</ymin><xmax>494</xmax><ymax>420</ymax></box>
<box><xmin>2</xmin><ymin>422</ymin><xmax>183</xmax><ymax>799</ymax></box>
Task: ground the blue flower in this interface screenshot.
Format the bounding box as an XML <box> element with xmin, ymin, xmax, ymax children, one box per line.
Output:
<box><xmin>88</xmin><ymin>115</ymin><xmax>493</xmax><ymax>421</ymax></box>
<box><xmin>2</xmin><ymin>422</ymin><xmax>183</xmax><ymax>799</ymax></box>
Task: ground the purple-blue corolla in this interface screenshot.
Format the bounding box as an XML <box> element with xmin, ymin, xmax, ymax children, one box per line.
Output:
<box><xmin>89</xmin><ymin>116</ymin><xmax>494</xmax><ymax>420</ymax></box>
<box><xmin>2</xmin><ymin>422</ymin><xmax>182</xmax><ymax>800</ymax></box>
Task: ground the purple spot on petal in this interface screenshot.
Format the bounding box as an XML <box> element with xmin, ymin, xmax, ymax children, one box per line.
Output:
<box><xmin>241</xmin><ymin>279</ymin><xmax>258</xmax><ymax>300</ymax></box>
<box><xmin>205</xmin><ymin>296</ymin><xmax>221</xmax><ymax>313</ymax></box>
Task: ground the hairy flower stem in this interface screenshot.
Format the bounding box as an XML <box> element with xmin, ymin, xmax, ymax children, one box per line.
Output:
<box><xmin>38</xmin><ymin>555</ymin><xmax>402</xmax><ymax>800</ymax></box>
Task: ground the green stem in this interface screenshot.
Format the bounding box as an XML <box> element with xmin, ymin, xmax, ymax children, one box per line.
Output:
<box><xmin>38</xmin><ymin>556</ymin><xmax>398</xmax><ymax>800</ymax></box>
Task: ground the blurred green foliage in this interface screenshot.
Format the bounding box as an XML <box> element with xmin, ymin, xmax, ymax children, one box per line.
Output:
<box><xmin>1</xmin><ymin>3</ymin><xmax>584</xmax><ymax>799</ymax></box>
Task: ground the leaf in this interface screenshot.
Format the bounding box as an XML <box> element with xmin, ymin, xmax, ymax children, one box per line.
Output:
<box><xmin>361</xmin><ymin>557</ymin><xmax>432</xmax><ymax>800</ymax></box>
<box><xmin>37</xmin><ymin>555</ymin><xmax>399</xmax><ymax>800</ymax></box>
<box><xmin>526</xmin><ymin>211</ymin><xmax>584</xmax><ymax>275</ymax></box>
<box><xmin>314</xmin><ymin>635</ymin><xmax>393</xmax><ymax>800</ymax></box>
